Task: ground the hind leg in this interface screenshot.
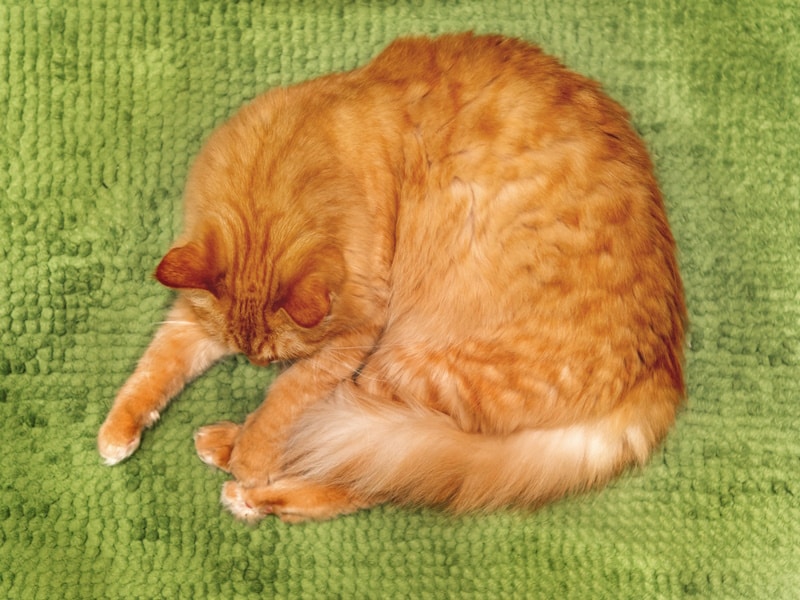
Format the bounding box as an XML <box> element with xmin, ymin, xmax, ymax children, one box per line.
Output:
<box><xmin>221</xmin><ymin>477</ymin><xmax>375</xmax><ymax>523</ymax></box>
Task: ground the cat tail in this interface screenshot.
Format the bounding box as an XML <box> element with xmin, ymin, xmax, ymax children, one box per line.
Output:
<box><xmin>281</xmin><ymin>374</ymin><xmax>681</xmax><ymax>512</ymax></box>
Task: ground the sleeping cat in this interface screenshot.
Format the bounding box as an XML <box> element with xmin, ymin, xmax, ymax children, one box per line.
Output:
<box><xmin>98</xmin><ymin>33</ymin><xmax>686</xmax><ymax>523</ymax></box>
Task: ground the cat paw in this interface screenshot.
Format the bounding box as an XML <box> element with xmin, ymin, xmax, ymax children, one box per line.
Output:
<box><xmin>194</xmin><ymin>421</ymin><xmax>241</xmax><ymax>472</ymax></box>
<box><xmin>226</xmin><ymin>428</ymin><xmax>281</xmax><ymax>487</ymax></box>
<box><xmin>97</xmin><ymin>413</ymin><xmax>150</xmax><ymax>465</ymax></box>
<box><xmin>221</xmin><ymin>478</ymin><xmax>366</xmax><ymax>524</ymax></box>
<box><xmin>221</xmin><ymin>481</ymin><xmax>274</xmax><ymax>523</ymax></box>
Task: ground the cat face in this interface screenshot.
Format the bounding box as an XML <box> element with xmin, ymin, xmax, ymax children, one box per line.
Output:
<box><xmin>154</xmin><ymin>228</ymin><xmax>345</xmax><ymax>365</ymax></box>
<box><xmin>149</xmin><ymin>86</ymin><xmax>358</xmax><ymax>366</ymax></box>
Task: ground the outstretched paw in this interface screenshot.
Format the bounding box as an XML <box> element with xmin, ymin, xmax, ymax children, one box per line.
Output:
<box><xmin>220</xmin><ymin>478</ymin><xmax>368</xmax><ymax>524</ymax></box>
<box><xmin>194</xmin><ymin>421</ymin><xmax>241</xmax><ymax>472</ymax></box>
<box><xmin>97</xmin><ymin>411</ymin><xmax>157</xmax><ymax>465</ymax></box>
<box><xmin>221</xmin><ymin>481</ymin><xmax>275</xmax><ymax>523</ymax></box>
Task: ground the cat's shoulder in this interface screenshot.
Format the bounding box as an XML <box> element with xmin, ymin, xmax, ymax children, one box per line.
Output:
<box><xmin>375</xmin><ymin>32</ymin><xmax>544</xmax><ymax>63</ymax></box>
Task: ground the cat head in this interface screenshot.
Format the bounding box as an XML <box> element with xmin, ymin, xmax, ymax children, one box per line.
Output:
<box><xmin>152</xmin><ymin>82</ymin><xmax>377</xmax><ymax>365</ymax></box>
<box><xmin>155</xmin><ymin>228</ymin><xmax>346</xmax><ymax>365</ymax></box>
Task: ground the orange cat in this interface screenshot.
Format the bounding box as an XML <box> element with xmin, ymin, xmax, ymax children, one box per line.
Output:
<box><xmin>98</xmin><ymin>33</ymin><xmax>686</xmax><ymax>523</ymax></box>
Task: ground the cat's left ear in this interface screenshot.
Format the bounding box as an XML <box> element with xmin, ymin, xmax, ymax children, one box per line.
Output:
<box><xmin>276</xmin><ymin>247</ymin><xmax>344</xmax><ymax>328</ymax></box>
<box><xmin>280</xmin><ymin>273</ymin><xmax>332</xmax><ymax>328</ymax></box>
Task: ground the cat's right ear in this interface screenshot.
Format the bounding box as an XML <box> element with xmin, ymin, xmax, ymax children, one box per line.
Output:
<box><xmin>155</xmin><ymin>241</ymin><xmax>222</xmax><ymax>297</ymax></box>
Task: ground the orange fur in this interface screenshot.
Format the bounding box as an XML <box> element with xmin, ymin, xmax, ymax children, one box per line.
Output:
<box><xmin>98</xmin><ymin>33</ymin><xmax>686</xmax><ymax>522</ymax></box>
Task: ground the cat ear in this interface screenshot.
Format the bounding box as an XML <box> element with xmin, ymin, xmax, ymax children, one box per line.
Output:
<box><xmin>155</xmin><ymin>241</ymin><xmax>222</xmax><ymax>297</ymax></box>
<box><xmin>279</xmin><ymin>273</ymin><xmax>332</xmax><ymax>328</ymax></box>
<box><xmin>276</xmin><ymin>247</ymin><xmax>344</xmax><ymax>328</ymax></box>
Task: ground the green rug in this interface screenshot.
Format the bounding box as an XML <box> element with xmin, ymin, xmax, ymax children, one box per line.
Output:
<box><xmin>2</xmin><ymin>1</ymin><xmax>798</xmax><ymax>598</ymax></box>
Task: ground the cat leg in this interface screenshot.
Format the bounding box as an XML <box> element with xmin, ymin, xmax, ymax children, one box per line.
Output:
<box><xmin>98</xmin><ymin>297</ymin><xmax>229</xmax><ymax>464</ymax></box>
<box><xmin>225</xmin><ymin>330</ymin><xmax>379</xmax><ymax>487</ymax></box>
<box><xmin>194</xmin><ymin>421</ymin><xmax>240</xmax><ymax>471</ymax></box>
<box><xmin>221</xmin><ymin>477</ymin><xmax>373</xmax><ymax>523</ymax></box>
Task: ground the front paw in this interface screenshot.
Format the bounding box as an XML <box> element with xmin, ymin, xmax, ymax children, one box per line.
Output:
<box><xmin>227</xmin><ymin>428</ymin><xmax>281</xmax><ymax>487</ymax></box>
<box><xmin>97</xmin><ymin>410</ymin><xmax>153</xmax><ymax>465</ymax></box>
<box><xmin>194</xmin><ymin>421</ymin><xmax>241</xmax><ymax>472</ymax></box>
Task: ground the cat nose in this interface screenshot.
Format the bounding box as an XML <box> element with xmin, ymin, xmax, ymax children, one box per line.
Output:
<box><xmin>248</xmin><ymin>356</ymin><xmax>271</xmax><ymax>367</ymax></box>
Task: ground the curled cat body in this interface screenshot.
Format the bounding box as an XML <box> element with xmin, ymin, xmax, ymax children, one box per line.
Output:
<box><xmin>98</xmin><ymin>33</ymin><xmax>686</xmax><ymax>523</ymax></box>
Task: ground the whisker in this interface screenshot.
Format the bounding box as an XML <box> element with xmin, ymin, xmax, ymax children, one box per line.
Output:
<box><xmin>326</xmin><ymin>342</ymin><xmax>414</xmax><ymax>351</ymax></box>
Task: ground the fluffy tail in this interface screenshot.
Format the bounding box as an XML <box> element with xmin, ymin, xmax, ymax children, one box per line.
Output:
<box><xmin>282</xmin><ymin>375</ymin><xmax>681</xmax><ymax>512</ymax></box>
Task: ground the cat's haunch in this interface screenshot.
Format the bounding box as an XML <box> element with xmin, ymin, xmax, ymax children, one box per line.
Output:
<box><xmin>98</xmin><ymin>33</ymin><xmax>686</xmax><ymax>523</ymax></box>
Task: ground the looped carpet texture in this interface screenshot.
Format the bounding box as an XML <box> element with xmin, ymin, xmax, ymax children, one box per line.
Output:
<box><xmin>1</xmin><ymin>1</ymin><xmax>798</xmax><ymax>598</ymax></box>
